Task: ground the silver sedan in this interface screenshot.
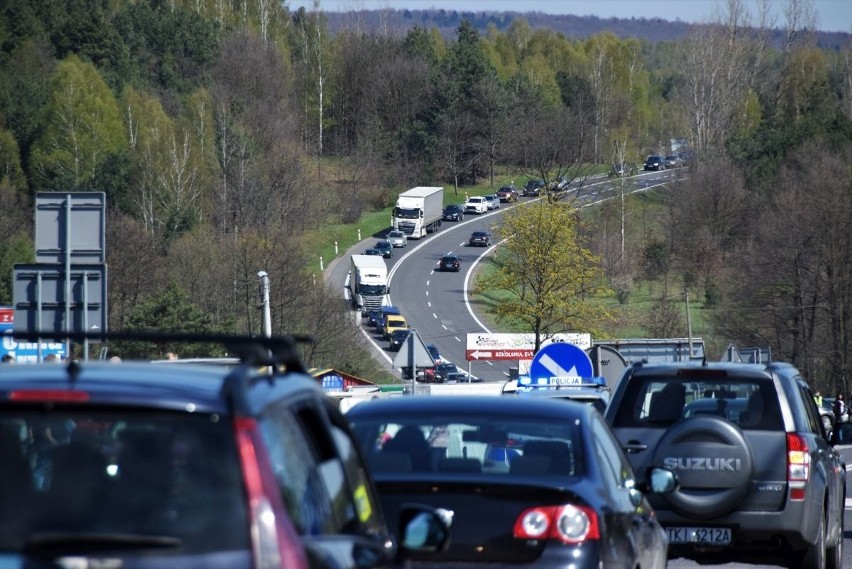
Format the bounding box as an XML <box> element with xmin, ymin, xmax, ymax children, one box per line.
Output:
<box><xmin>386</xmin><ymin>230</ymin><xmax>408</xmax><ymax>248</ymax></box>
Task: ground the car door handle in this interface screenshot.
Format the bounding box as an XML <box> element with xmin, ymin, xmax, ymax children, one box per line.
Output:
<box><xmin>623</xmin><ymin>441</ymin><xmax>648</xmax><ymax>453</ymax></box>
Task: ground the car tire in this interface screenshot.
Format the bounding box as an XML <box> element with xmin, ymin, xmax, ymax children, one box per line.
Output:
<box><xmin>652</xmin><ymin>415</ymin><xmax>754</xmax><ymax>520</ymax></box>
<box><xmin>794</xmin><ymin>509</ymin><xmax>826</xmax><ymax>569</ymax></box>
<box><xmin>826</xmin><ymin>507</ymin><xmax>844</xmax><ymax>569</ymax></box>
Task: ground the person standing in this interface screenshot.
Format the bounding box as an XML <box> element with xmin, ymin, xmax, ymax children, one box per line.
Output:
<box><xmin>832</xmin><ymin>393</ymin><xmax>846</xmax><ymax>425</ymax></box>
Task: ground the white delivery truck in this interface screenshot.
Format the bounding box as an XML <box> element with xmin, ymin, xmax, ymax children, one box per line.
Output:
<box><xmin>349</xmin><ymin>254</ymin><xmax>389</xmax><ymax>316</ymax></box>
<box><xmin>392</xmin><ymin>186</ymin><xmax>444</xmax><ymax>239</ymax></box>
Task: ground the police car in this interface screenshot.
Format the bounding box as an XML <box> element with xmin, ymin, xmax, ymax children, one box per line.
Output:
<box><xmin>502</xmin><ymin>375</ymin><xmax>611</xmax><ymax>413</ymax></box>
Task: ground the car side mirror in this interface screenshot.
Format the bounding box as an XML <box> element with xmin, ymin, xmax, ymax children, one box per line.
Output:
<box><xmin>398</xmin><ymin>504</ymin><xmax>452</xmax><ymax>554</ymax></box>
<box><xmin>638</xmin><ymin>467</ymin><xmax>678</xmax><ymax>494</ymax></box>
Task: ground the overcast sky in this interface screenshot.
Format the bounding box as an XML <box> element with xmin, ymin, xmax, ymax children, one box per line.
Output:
<box><xmin>286</xmin><ymin>0</ymin><xmax>851</xmax><ymax>33</ymax></box>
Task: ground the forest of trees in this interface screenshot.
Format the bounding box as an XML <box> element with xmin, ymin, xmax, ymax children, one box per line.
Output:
<box><xmin>0</xmin><ymin>0</ymin><xmax>849</xmax><ymax>392</ymax></box>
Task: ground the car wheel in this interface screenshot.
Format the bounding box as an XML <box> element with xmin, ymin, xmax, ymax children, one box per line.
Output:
<box><xmin>795</xmin><ymin>509</ymin><xmax>826</xmax><ymax>569</ymax></box>
<box><xmin>826</xmin><ymin>506</ymin><xmax>844</xmax><ymax>569</ymax></box>
<box><xmin>652</xmin><ymin>415</ymin><xmax>754</xmax><ymax>519</ymax></box>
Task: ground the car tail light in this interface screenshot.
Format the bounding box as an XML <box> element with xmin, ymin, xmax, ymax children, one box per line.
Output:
<box><xmin>513</xmin><ymin>505</ymin><xmax>599</xmax><ymax>544</ymax></box>
<box><xmin>786</xmin><ymin>433</ymin><xmax>810</xmax><ymax>501</ymax></box>
<box><xmin>234</xmin><ymin>417</ymin><xmax>308</xmax><ymax>569</ymax></box>
<box><xmin>9</xmin><ymin>390</ymin><xmax>90</xmax><ymax>402</ymax></box>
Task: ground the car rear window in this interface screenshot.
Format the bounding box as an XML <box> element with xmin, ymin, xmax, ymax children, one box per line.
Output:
<box><xmin>0</xmin><ymin>409</ymin><xmax>248</xmax><ymax>554</ymax></box>
<box><xmin>350</xmin><ymin>415</ymin><xmax>584</xmax><ymax>478</ymax></box>
<box><xmin>611</xmin><ymin>376</ymin><xmax>783</xmax><ymax>431</ymax></box>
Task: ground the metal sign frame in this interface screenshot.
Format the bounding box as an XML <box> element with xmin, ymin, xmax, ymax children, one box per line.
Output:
<box><xmin>13</xmin><ymin>264</ymin><xmax>108</xmax><ymax>335</ymax></box>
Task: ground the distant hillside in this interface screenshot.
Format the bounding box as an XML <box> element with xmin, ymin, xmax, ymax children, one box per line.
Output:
<box><xmin>320</xmin><ymin>9</ymin><xmax>849</xmax><ymax>49</ymax></box>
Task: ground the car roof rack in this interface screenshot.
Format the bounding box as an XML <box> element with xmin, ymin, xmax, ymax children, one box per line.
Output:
<box><xmin>12</xmin><ymin>330</ymin><xmax>315</xmax><ymax>374</ymax></box>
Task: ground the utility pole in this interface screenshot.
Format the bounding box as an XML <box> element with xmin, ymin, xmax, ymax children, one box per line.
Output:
<box><xmin>257</xmin><ymin>271</ymin><xmax>271</xmax><ymax>338</ymax></box>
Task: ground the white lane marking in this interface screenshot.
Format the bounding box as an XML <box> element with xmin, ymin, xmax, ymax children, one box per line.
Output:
<box><xmin>433</xmin><ymin>313</ymin><xmax>438</xmax><ymax>319</ymax></box>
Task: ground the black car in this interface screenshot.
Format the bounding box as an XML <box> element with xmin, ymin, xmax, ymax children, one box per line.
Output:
<box><xmin>605</xmin><ymin>361</ymin><xmax>846</xmax><ymax>568</ymax></box>
<box><xmin>469</xmin><ymin>231</ymin><xmax>491</xmax><ymax>247</ymax></box>
<box><xmin>363</xmin><ymin>248</ymin><xmax>383</xmax><ymax>256</ymax></box>
<box><xmin>643</xmin><ymin>155</ymin><xmax>664</xmax><ymax>171</ymax></box>
<box><xmin>438</xmin><ymin>254</ymin><xmax>460</xmax><ymax>272</ymax></box>
<box><xmin>522</xmin><ymin>179</ymin><xmax>544</xmax><ymax>197</ymax></box>
<box><xmin>434</xmin><ymin>362</ymin><xmax>459</xmax><ymax>381</ymax></box>
<box><xmin>388</xmin><ymin>328</ymin><xmax>411</xmax><ymax>351</ymax></box>
<box><xmin>347</xmin><ymin>396</ymin><xmax>673</xmax><ymax>569</ymax></box>
<box><xmin>0</xmin><ymin>331</ymin><xmax>449</xmax><ymax>569</ymax></box>
<box><xmin>442</xmin><ymin>204</ymin><xmax>465</xmax><ymax>222</ymax></box>
<box><xmin>374</xmin><ymin>240</ymin><xmax>393</xmax><ymax>258</ymax></box>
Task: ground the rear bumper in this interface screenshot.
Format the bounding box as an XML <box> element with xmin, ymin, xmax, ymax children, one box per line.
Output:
<box><xmin>408</xmin><ymin>541</ymin><xmax>606</xmax><ymax>569</ymax></box>
<box><xmin>658</xmin><ymin>500</ymin><xmax>820</xmax><ymax>558</ymax></box>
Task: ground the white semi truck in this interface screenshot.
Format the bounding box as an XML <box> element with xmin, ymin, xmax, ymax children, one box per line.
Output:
<box><xmin>349</xmin><ymin>254</ymin><xmax>389</xmax><ymax>316</ymax></box>
<box><xmin>392</xmin><ymin>186</ymin><xmax>444</xmax><ymax>239</ymax></box>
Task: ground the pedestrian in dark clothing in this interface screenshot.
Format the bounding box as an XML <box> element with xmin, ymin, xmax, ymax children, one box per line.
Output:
<box><xmin>832</xmin><ymin>393</ymin><xmax>846</xmax><ymax>425</ymax></box>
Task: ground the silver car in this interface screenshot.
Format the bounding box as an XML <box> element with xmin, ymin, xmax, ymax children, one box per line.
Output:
<box><xmin>386</xmin><ymin>230</ymin><xmax>407</xmax><ymax>248</ymax></box>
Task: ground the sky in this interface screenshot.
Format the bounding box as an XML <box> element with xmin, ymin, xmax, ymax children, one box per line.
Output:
<box><xmin>286</xmin><ymin>0</ymin><xmax>852</xmax><ymax>33</ymax></box>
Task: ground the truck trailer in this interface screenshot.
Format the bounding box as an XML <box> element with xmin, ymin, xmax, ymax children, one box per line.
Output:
<box><xmin>392</xmin><ymin>186</ymin><xmax>444</xmax><ymax>239</ymax></box>
<box><xmin>349</xmin><ymin>255</ymin><xmax>389</xmax><ymax>316</ymax></box>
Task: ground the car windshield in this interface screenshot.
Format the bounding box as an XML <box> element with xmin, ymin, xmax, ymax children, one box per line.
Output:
<box><xmin>610</xmin><ymin>375</ymin><xmax>782</xmax><ymax>430</ymax></box>
<box><xmin>0</xmin><ymin>410</ymin><xmax>248</xmax><ymax>552</ymax></box>
<box><xmin>349</xmin><ymin>413</ymin><xmax>585</xmax><ymax>478</ymax></box>
<box><xmin>360</xmin><ymin>284</ymin><xmax>387</xmax><ymax>295</ymax></box>
<box><xmin>393</xmin><ymin>207</ymin><xmax>420</xmax><ymax>219</ymax></box>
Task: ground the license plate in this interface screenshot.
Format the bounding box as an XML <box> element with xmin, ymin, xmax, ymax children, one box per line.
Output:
<box><xmin>666</xmin><ymin>527</ymin><xmax>731</xmax><ymax>545</ymax></box>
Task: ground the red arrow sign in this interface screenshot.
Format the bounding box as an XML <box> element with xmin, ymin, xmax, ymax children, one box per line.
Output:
<box><xmin>466</xmin><ymin>349</ymin><xmax>534</xmax><ymax>361</ymax></box>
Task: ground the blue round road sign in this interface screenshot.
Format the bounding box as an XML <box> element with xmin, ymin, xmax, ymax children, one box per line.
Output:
<box><xmin>529</xmin><ymin>343</ymin><xmax>594</xmax><ymax>382</ymax></box>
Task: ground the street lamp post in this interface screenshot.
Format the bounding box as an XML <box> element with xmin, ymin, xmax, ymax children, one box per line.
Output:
<box><xmin>257</xmin><ymin>271</ymin><xmax>271</xmax><ymax>338</ymax></box>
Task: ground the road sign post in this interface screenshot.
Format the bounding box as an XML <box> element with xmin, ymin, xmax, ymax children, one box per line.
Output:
<box><xmin>529</xmin><ymin>342</ymin><xmax>594</xmax><ymax>384</ymax></box>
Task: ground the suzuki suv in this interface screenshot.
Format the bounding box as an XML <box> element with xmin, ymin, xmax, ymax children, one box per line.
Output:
<box><xmin>604</xmin><ymin>361</ymin><xmax>845</xmax><ymax>569</ymax></box>
<box><xmin>0</xmin><ymin>331</ymin><xmax>449</xmax><ymax>569</ymax></box>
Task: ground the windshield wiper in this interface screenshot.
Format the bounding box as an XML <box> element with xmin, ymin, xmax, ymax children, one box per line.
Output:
<box><xmin>25</xmin><ymin>532</ymin><xmax>181</xmax><ymax>553</ymax></box>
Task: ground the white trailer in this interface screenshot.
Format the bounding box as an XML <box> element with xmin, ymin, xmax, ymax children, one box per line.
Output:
<box><xmin>392</xmin><ymin>186</ymin><xmax>444</xmax><ymax>239</ymax></box>
<box><xmin>349</xmin><ymin>255</ymin><xmax>389</xmax><ymax>316</ymax></box>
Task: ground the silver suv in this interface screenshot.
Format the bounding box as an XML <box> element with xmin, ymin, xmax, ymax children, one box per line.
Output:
<box><xmin>604</xmin><ymin>361</ymin><xmax>846</xmax><ymax>569</ymax></box>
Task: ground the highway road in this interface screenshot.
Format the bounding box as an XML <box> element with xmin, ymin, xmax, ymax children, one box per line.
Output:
<box><xmin>328</xmin><ymin>168</ymin><xmax>682</xmax><ymax>382</ymax></box>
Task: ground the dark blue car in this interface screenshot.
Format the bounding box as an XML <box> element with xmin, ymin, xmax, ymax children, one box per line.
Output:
<box><xmin>347</xmin><ymin>396</ymin><xmax>674</xmax><ymax>569</ymax></box>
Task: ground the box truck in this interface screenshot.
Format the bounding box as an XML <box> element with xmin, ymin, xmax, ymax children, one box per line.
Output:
<box><xmin>392</xmin><ymin>186</ymin><xmax>444</xmax><ymax>239</ymax></box>
<box><xmin>349</xmin><ymin>255</ymin><xmax>389</xmax><ymax>316</ymax></box>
